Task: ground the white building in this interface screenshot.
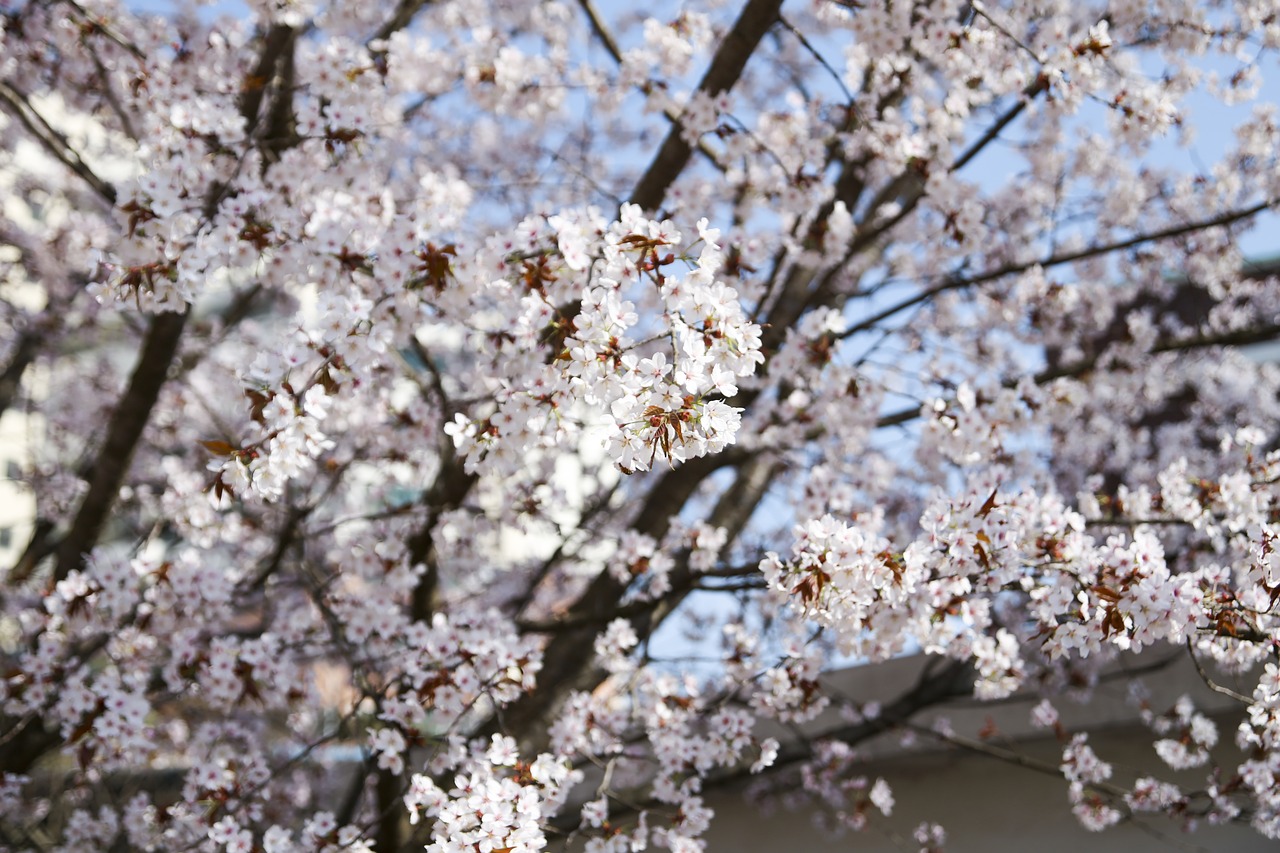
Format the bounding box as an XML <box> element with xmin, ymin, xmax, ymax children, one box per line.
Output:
<box><xmin>0</xmin><ymin>409</ymin><xmax>33</xmax><ymax>566</ymax></box>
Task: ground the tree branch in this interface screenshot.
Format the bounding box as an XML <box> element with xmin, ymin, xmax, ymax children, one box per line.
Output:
<box><xmin>628</xmin><ymin>0</ymin><xmax>783</xmax><ymax>213</ymax></box>
<box><xmin>577</xmin><ymin>0</ymin><xmax>622</xmax><ymax>64</ymax></box>
<box><xmin>85</xmin><ymin>41</ymin><xmax>140</xmax><ymax>142</ymax></box>
<box><xmin>52</xmin><ymin>310</ymin><xmax>188</xmax><ymax>581</ymax></box>
<box><xmin>368</xmin><ymin>0</ymin><xmax>432</xmax><ymax>45</ymax></box>
<box><xmin>405</xmin><ymin>445</ymin><xmax>475</xmax><ymax>623</ymax></box>
<box><xmin>550</xmin><ymin>658</ymin><xmax>974</xmax><ymax>832</ymax></box>
<box><xmin>495</xmin><ymin>28</ymin><xmax>944</xmax><ymax>740</ymax></box>
<box><xmin>0</xmin><ymin>328</ymin><xmax>40</xmax><ymax>424</ymax></box>
<box><xmin>7</xmin><ymin>24</ymin><xmax>312</xmax><ymax>778</ymax></box>
<box><xmin>841</xmin><ymin>198</ymin><xmax>1276</xmax><ymax>341</ymax></box>
<box><xmin>236</xmin><ymin>24</ymin><xmax>297</xmax><ymax>139</ymax></box>
<box><xmin>873</xmin><ymin>315</ymin><xmax>1280</xmax><ymax>430</ymax></box>
<box><xmin>950</xmin><ymin>75</ymin><xmax>1048</xmax><ymax>173</ymax></box>
<box><xmin>51</xmin><ymin>23</ymin><xmax>303</xmax><ymax>581</ymax></box>
<box><xmin>0</xmin><ymin>81</ymin><xmax>117</xmax><ymax>205</ymax></box>
<box><xmin>495</xmin><ymin>450</ymin><xmax>743</xmax><ymax>746</ymax></box>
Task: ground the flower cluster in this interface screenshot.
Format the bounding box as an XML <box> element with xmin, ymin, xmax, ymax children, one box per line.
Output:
<box><xmin>405</xmin><ymin>740</ymin><xmax>579</xmax><ymax>853</ymax></box>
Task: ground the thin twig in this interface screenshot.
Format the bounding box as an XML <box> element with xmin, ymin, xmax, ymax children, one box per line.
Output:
<box><xmin>62</xmin><ymin>0</ymin><xmax>147</xmax><ymax>61</ymax></box>
<box><xmin>841</xmin><ymin>198</ymin><xmax>1276</xmax><ymax>341</ymax></box>
<box><xmin>86</xmin><ymin>43</ymin><xmax>140</xmax><ymax>141</ymax></box>
<box><xmin>969</xmin><ymin>0</ymin><xmax>1047</xmax><ymax>65</ymax></box>
<box><xmin>1185</xmin><ymin>638</ymin><xmax>1253</xmax><ymax>705</ymax></box>
<box><xmin>777</xmin><ymin>15</ymin><xmax>856</xmax><ymax>105</ymax></box>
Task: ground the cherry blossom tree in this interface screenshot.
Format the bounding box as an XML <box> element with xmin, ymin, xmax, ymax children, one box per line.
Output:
<box><xmin>2</xmin><ymin>0</ymin><xmax>1280</xmax><ymax>850</ymax></box>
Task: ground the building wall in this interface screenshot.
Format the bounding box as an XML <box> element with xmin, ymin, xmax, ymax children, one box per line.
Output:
<box><xmin>705</xmin><ymin>721</ymin><xmax>1271</xmax><ymax>852</ymax></box>
<box><xmin>702</xmin><ymin>652</ymin><xmax>1271</xmax><ymax>852</ymax></box>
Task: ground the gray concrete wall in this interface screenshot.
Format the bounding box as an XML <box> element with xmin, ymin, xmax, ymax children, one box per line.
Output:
<box><xmin>704</xmin><ymin>720</ymin><xmax>1270</xmax><ymax>852</ymax></box>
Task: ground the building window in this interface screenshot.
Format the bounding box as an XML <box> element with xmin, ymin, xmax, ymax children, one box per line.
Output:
<box><xmin>4</xmin><ymin>460</ymin><xmax>20</xmax><ymax>480</ymax></box>
<box><xmin>0</xmin><ymin>527</ymin><xmax>11</xmax><ymax>549</ymax></box>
